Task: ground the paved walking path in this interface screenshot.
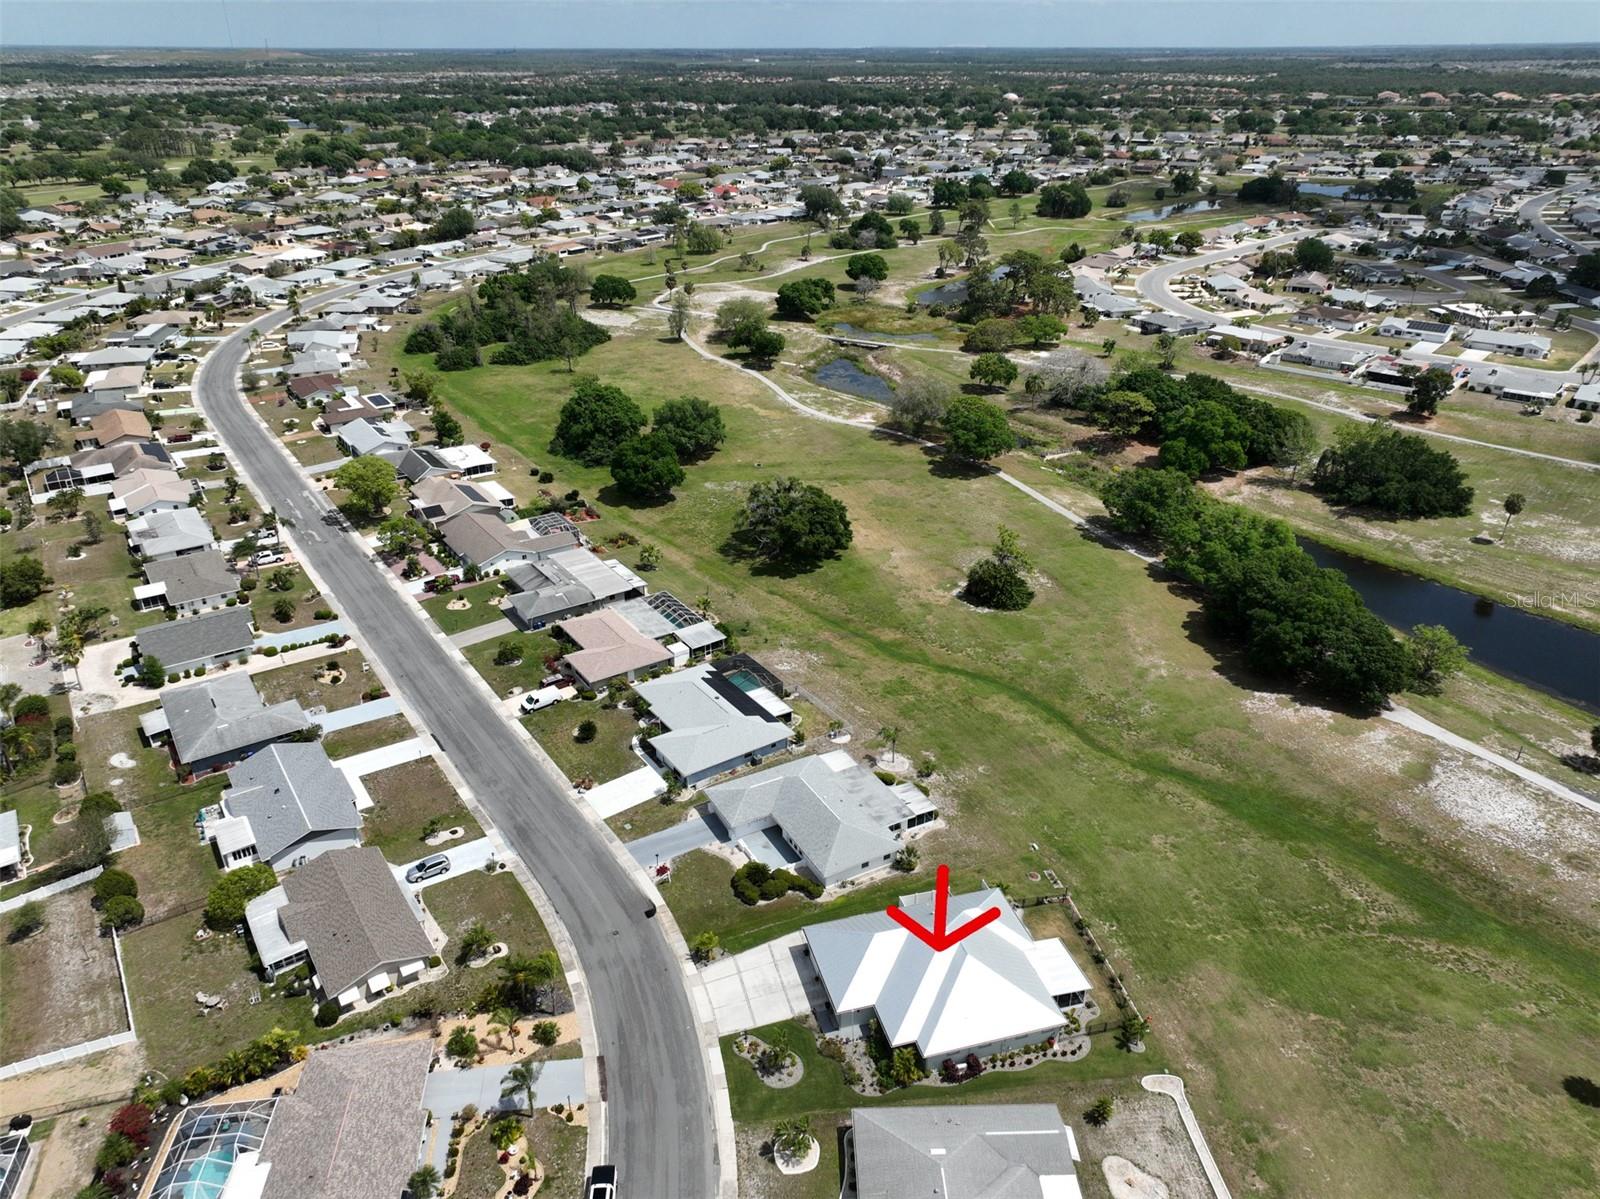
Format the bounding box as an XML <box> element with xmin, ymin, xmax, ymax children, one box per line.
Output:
<box><xmin>1142</xmin><ymin>1074</ymin><xmax>1234</xmax><ymax>1199</ymax></box>
<box><xmin>449</xmin><ymin>616</ymin><xmax>518</xmax><ymax>648</ymax></box>
<box><xmin>313</xmin><ymin>695</ymin><xmax>400</xmax><ymax>731</ymax></box>
<box><xmin>1384</xmin><ymin>706</ymin><xmax>1600</xmax><ymax>816</ymax></box>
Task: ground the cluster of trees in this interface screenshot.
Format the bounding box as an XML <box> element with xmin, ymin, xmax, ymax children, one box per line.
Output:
<box><xmin>884</xmin><ymin>377</ymin><xmax>1017</xmax><ymax>463</ymax></box>
<box><xmin>548</xmin><ymin>378</ymin><xmax>726</xmax><ymax>501</ymax></box>
<box><xmin>404</xmin><ymin>259</ymin><xmax>611</xmax><ymax>372</ymax></box>
<box><xmin>1310</xmin><ymin>423</ymin><xmax>1474</xmax><ymax>519</ymax></box>
<box><xmin>1035</xmin><ymin>182</ymin><xmax>1094</xmax><ymax>219</ymax></box>
<box><xmin>957</xmin><ymin>249</ymin><xmax>1076</xmax><ymax>323</ymax></box>
<box><xmin>774</xmin><ymin>277</ymin><xmax>837</xmax><ymax>321</ymax></box>
<box><xmin>1077</xmin><ymin>369</ymin><xmax>1316</xmax><ymax>479</ymax></box>
<box><xmin>1103</xmin><ymin>468</ymin><xmax>1463</xmax><ymax>707</ymax></box>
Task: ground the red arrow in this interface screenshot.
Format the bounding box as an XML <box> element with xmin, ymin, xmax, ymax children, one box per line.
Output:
<box><xmin>887</xmin><ymin>864</ymin><xmax>1001</xmax><ymax>952</ymax></box>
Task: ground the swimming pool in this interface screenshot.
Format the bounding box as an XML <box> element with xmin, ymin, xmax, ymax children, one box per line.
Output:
<box><xmin>181</xmin><ymin>1148</ymin><xmax>237</xmax><ymax>1199</ymax></box>
<box><xmin>724</xmin><ymin>669</ymin><xmax>764</xmax><ymax>693</ymax></box>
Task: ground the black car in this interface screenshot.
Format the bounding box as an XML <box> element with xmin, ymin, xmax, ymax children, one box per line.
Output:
<box><xmin>585</xmin><ymin>1164</ymin><xmax>617</xmax><ymax>1199</ymax></box>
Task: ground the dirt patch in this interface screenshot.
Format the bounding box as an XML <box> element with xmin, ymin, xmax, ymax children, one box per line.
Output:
<box><xmin>1077</xmin><ymin>1092</ymin><xmax>1212</xmax><ymax>1199</ymax></box>
<box><xmin>0</xmin><ymin>891</ymin><xmax>128</xmax><ymax>1064</ymax></box>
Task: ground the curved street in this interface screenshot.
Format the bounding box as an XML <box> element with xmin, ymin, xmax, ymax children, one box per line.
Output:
<box><xmin>193</xmin><ymin>285</ymin><xmax>720</xmax><ymax>1197</ymax></box>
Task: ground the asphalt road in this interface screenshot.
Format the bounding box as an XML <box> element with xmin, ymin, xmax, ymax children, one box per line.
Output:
<box><xmin>194</xmin><ymin>289</ymin><xmax>717</xmax><ymax>1195</ymax></box>
<box><xmin>1518</xmin><ymin>184</ymin><xmax>1596</xmax><ymax>254</ymax></box>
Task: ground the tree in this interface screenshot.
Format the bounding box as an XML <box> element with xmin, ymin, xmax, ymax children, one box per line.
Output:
<box><xmin>966</xmin><ymin>524</ymin><xmax>1035</xmax><ymax>610</ymax></box>
<box><xmin>731</xmin><ymin>478</ymin><xmax>853</xmax><ymax>568</ymax></box>
<box><xmin>530</xmin><ymin>1019</ymin><xmax>560</xmax><ymax>1047</ymax></box>
<box><xmin>610</xmin><ymin>432</ymin><xmax>686</xmax><ymax>499</ymax></box>
<box><xmin>1406</xmin><ymin>367</ymin><xmax>1454</xmax><ymax>419</ymax></box>
<box><xmin>1501</xmin><ymin>492</ymin><xmax>1525</xmax><ymax>539</ymax></box>
<box><xmin>652</xmin><ymin>396</ymin><xmax>726</xmax><ymax>461</ymax></box>
<box><xmin>1016</xmin><ymin>314</ymin><xmax>1066</xmax><ymax>347</ymax></box>
<box><xmin>962</xmin><ymin>318</ymin><xmax>1014</xmax><ymax>354</ymax></box>
<box><xmin>844</xmin><ymin>252</ymin><xmax>889</xmax><ymax>286</ymax></box>
<box><xmin>1239</xmin><ymin>173</ymin><xmax>1299</xmax><ymax>205</ymax></box>
<box><xmin>889</xmin><ymin>1045</ymin><xmax>926</xmax><ymax>1087</ymax></box>
<box><xmin>588</xmin><ymin>274</ymin><xmax>636</xmax><ymax>307</ymax></box>
<box><xmin>332</xmin><ymin>457</ymin><xmax>399</xmax><ymax>520</ymax></box>
<box><xmin>498</xmin><ymin>949</ymin><xmax>563</xmax><ymax>1013</ymax></box>
<box><xmin>898</xmin><ymin>217</ymin><xmax>922</xmax><ymax>244</ymax></box>
<box><xmin>428</xmin><ymin>206</ymin><xmax>475</xmax><ymax>242</ymax></box>
<box><xmin>134</xmin><ymin>654</ymin><xmax>165</xmax><ymax>689</ymax></box>
<box><xmin>942</xmin><ymin>395</ymin><xmax>1015</xmax><ymax>461</ymax></box>
<box><xmin>1294</xmin><ymin>237</ymin><xmax>1335</xmax><ymax>273</ymax></box>
<box><xmin>887</xmin><ymin>376</ymin><xmax>952</xmax><ymax>436</ymax></box>
<box><xmin>93</xmin><ymin>868</ymin><xmax>138</xmax><ymax>907</ymax></box>
<box><xmin>1159</xmin><ymin>401</ymin><xmax>1250</xmax><ymax>477</ymax></box>
<box><xmin>1036</xmin><ymin>182</ymin><xmax>1093</xmax><ymax>219</ymax></box>
<box><xmin>1084</xmin><ymin>1097</ymin><xmax>1115</xmax><ymax>1127</ymax></box>
<box><xmin>549</xmin><ymin>379</ymin><xmax>646</xmax><ymax>466</ymax></box>
<box><xmin>0</xmin><ymin>418</ymin><xmax>56</xmax><ymax>472</ymax></box>
<box><xmin>100</xmin><ymin>895</ymin><xmax>145</xmax><ymax>932</ymax></box>
<box><xmin>637</xmin><ymin>543</ymin><xmax>662</xmax><ymax>571</ymax></box>
<box><xmin>668</xmin><ymin>291</ymin><xmax>692</xmax><ymax>341</ymax></box>
<box><xmin>407</xmin><ymin>1166</ymin><xmax>441</xmax><ymax>1199</ymax></box>
<box><xmin>743</xmin><ymin>329</ymin><xmax>785</xmax><ymax>364</ymax></box>
<box><xmin>1155</xmin><ymin>331</ymin><xmax>1182</xmax><ymax>370</ymax></box>
<box><xmin>1098</xmin><ymin>389</ymin><xmax>1155</xmax><ymax>437</ymax></box>
<box><xmin>501</xmin><ymin>1058</ymin><xmax>544</xmax><ymax>1114</ymax></box>
<box><xmin>713</xmin><ymin>297</ymin><xmax>768</xmax><ymax>346</ymax></box>
<box><xmin>798</xmin><ymin>184</ymin><xmax>844</xmax><ymax>224</ymax></box>
<box><xmin>969</xmin><ymin>353</ymin><xmax>1018</xmax><ymax>392</ymax></box>
<box><xmin>774</xmin><ymin>277</ymin><xmax>836</xmax><ymax>320</ymax></box>
<box><xmin>0</xmin><ymin>556</ymin><xmax>46</xmax><ymax>609</ymax></box>
<box><xmin>204</xmin><ymin>863</ymin><xmax>278</xmax><ymax>931</ymax></box>
<box><xmin>1406</xmin><ymin>624</ymin><xmax>1469</xmax><ymax>696</ymax></box>
<box><xmin>8</xmin><ymin>900</ymin><xmax>44</xmax><ymax>942</ymax></box>
<box><xmin>446</xmin><ymin>1025</ymin><xmax>479</xmax><ymax>1066</ymax></box>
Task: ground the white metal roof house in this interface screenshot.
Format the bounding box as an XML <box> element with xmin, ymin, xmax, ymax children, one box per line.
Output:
<box><xmin>206</xmin><ymin>743</ymin><xmax>363</xmax><ymax>872</ymax></box>
<box><xmin>126</xmin><ymin>505</ymin><xmax>216</xmax><ymax>561</ymax></box>
<box><xmin>850</xmin><ymin>1104</ymin><xmax>1083</xmax><ymax>1199</ymax></box>
<box><xmin>703</xmin><ymin>750</ymin><xmax>936</xmax><ymax>884</ymax></box>
<box><xmin>803</xmin><ymin>886</ymin><xmax>1092</xmax><ymax>1062</ymax></box>
<box><xmin>141</xmin><ymin>672</ymin><xmax>311</xmax><ymax>775</ymax></box>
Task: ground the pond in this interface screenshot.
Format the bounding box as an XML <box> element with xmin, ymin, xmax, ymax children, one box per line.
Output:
<box><xmin>1301</xmin><ymin>539</ymin><xmax>1600</xmax><ymax>714</ymax></box>
<box><xmin>829</xmin><ymin>322</ymin><xmax>939</xmax><ymax>343</ymax></box>
<box><xmin>1297</xmin><ymin>183</ymin><xmax>1353</xmax><ymax>198</ymax></box>
<box><xmin>1119</xmin><ymin>199</ymin><xmax>1224</xmax><ymax>223</ymax></box>
<box><xmin>915</xmin><ymin>264</ymin><xmax>1011</xmax><ymax>308</ymax></box>
<box><xmin>814</xmin><ymin>356</ymin><xmax>895</xmax><ymax>403</ymax></box>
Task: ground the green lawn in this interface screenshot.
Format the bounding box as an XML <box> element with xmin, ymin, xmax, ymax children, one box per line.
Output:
<box><xmin>253</xmin><ymin>652</ymin><xmax>368</xmax><ymax>712</ymax></box>
<box><xmin>424</xmin><ymin>869</ymin><xmax>556</xmax><ymax>965</ymax></box>
<box><xmin>360</xmin><ymin>757</ymin><xmax>482</xmax><ymax>862</ymax></box>
<box><xmin>420</xmin><ymin>581</ymin><xmax>512</xmax><ymax>634</ymax></box>
<box><xmin>321</xmin><ymin>713</ymin><xmax>415</xmax><ymax>758</ymax></box>
<box><xmin>403</xmin><ymin>309</ymin><xmax>1600</xmax><ymax>1199</ymax></box>
<box><xmin>520</xmin><ymin>702</ymin><xmax>640</xmax><ymax>786</ymax></box>
<box><xmin>462</xmin><ymin>630</ymin><xmax>562</xmax><ymax>697</ymax></box>
<box><xmin>247</xmin><ymin>565</ymin><xmax>331</xmax><ymax>631</ymax></box>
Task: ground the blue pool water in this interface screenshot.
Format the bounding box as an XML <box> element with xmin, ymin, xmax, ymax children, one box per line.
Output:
<box><xmin>182</xmin><ymin>1150</ymin><xmax>236</xmax><ymax>1198</ymax></box>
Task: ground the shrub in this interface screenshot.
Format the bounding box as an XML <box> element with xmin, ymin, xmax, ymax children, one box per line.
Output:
<box><xmin>531</xmin><ymin>1020</ymin><xmax>560</xmax><ymax>1047</ymax></box>
<box><xmin>204</xmin><ymin>863</ymin><xmax>278</xmax><ymax>931</ymax></box>
<box><xmin>1084</xmin><ymin>1096</ymin><xmax>1115</xmax><ymax>1126</ymax></box>
<box><xmin>8</xmin><ymin>901</ymin><xmax>45</xmax><ymax>942</ymax></box>
<box><xmin>575</xmin><ymin>719</ymin><xmax>598</xmax><ymax>743</ymax></box>
<box><xmin>315</xmin><ymin>999</ymin><xmax>342</xmax><ymax>1027</ymax></box>
<box><xmin>108</xmin><ymin>1103</ymin><xmax>152</xmax><ymax>1148</ymax></box>
<box><xmin>100</xmin><ymin>895</ymin><xmax>145</xmax><ymax>932</ymax></box>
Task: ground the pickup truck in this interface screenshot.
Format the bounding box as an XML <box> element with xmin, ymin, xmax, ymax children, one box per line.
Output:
<box><xmin>519</xmin><ymin>684</ymin><xmax>577</xmax><ymax>714</ymax></box>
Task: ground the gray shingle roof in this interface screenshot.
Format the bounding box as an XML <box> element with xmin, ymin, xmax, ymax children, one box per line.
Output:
<box><xmin>142</xmin><ymin>549</ymin><xmax>237</xmax><ymax>606</ymax></box>
<box><xmin>635</xmin><ymin>663</ymin><xmax>791</xmax><ymax>779</ymax></box>
<box><xmin>278</xmin><ymin>847</ymin><xmax>433</xmax><ymax>1001</ymax></box>
<box><xmin>259</xmin><ymin>1037</ymin><xmax>432</xmax><ymax>1199</ymax></box>
<box><xmin>852</xmin><ymin>1103</ymin><xmax>1079</xmax><ymax>1199</ymax></box>
<box><xmin>158</xmin><ymin>672</ymin><xmax>310</xmax><ymax>764</ymax></box>
<box><xmin>224</xmin><ymin>743</ymin><xmax>362</xmax><ymax>862</ymax></box>
<box><xmin>137</xmin><ymin>607</ymin><xmax>255</xmax><ymax>670</ymax></box>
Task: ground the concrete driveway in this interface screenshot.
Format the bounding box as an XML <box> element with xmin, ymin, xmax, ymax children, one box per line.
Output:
<box><xmin>392</xmin><ymin>836</ymin><xmax>498</xmax><ymax>891</ymax></box>
<box><xmin>422</xmin><ymin>1058</ymin><xmax>587</xmax><ymax>1171</ymax></box>
<box><xmin>627</xmin><ymin>806</ymin><xmax>722</xmax><ymax>868</ymax></box>
<box><xmin>700</xmin><ymin>932</ymin><xmax>831</xmax><ymax>1036</ymax></box>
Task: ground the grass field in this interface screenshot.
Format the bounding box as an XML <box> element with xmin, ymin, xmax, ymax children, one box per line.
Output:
<box><xmin>520</xmin><ymin>702</ymin><xmax>640</xmax><ymax>786</ymax></box>
<box><xmin>406</xmin><ymin>308</ymin><xmax>1600</xmax><ymax>1199</ymax></box>
<box><xmin>360</xmin><ymin>757</ymin><xmax>482</xmax><ymax>862</ymax></box>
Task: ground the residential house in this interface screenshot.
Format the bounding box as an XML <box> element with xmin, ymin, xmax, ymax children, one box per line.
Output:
<box><xmin>1460</xmin><ymin>328</ymin><xmax>1552</xmax><ymax>358</ymax></box>
<box><xmin>1278</xmin><ymin>340</ymin><xmax>1375</xmax><ymax>373</ymax></box>
<box><xmin>204</xmin><ymin>743</ymin><xmax>363</xmax><ymax>872</ymax></box>
<box><xmin>0</xmin><ymin>810</ymin><xmax>23</xmax><ymax>882</ymax></box>
<box><xmin>408</xmin><ymin>475</ymin><xmax>515</xmax><ymax>529</ymax></box>
<box><xmin>29</xmin><ymin>440</ymin><xmax>175</xmax><ymax>500</ymax></box>
<box><xmin>318</xmin><ymin>389</ymin><xmax>397</xmax><ymax>430</ymax></box>
<box><xmin>437</xmin><ymin>510</ymin><xmax>579</xmax><ymax>573</ymax></box>
<box><xmin>1376</xmin><ymin>316</ymin><xmax>1457</xmax><ymax>344</ymax></box>
<box><xmin>393</xmin><ymin>443</ymin><xmax>496</xmax><ymax>483</ymax></box>
<box><xmin>133</xmin><ymin>549</ymin><xmax>238</xmax><ymax>615</ymax></box>
<box><xmin>73</xmin><ymin>407</ymin><xmax>151</xmax><ymax>450</ymax></box>
<box><xmin>633</xmin><ymin>658</ymin><xmax>793</xmax><ymax>786</ymax></box>
<box><xmin>850</xmin><ymin>1104</ymin><xmax>1083</xmax><ymax>1199</ymax></box>
<box><xmin>704</xmin><ymin>750</ymin><xmax>938</xmax><ymax>884</ymax></box>
<box><xmin>336</xmin><ymin>416</ymin><xmax>413</xmax><ymax>459</ymax></box>
<box><xmin>555</xmin><ymin>608</ymin><xmax>674</xmax><ymax>688</ymax></box>
<box><xmin>140</xmin><ymin>672</ymin><xmax>311</xmax><ymax>774</ymax></box>
<box><xmin>109</xmin><ymin>467</ymin><xmax>190</xmax><ymax>519</ymax></box>
<box><xmin>246</xmin><ymin>847</ymin><xmax>435</xmax><ymax>1007</ymax></box>
<box><xmin>254</xmin><ymin>1038</ymin><xmax>434</xmax><ymax>1199</ymax></box>
<box><xmin>1130</xmin><ymin>311</ymin><xmax>1211</xmax><ymax>336</ymax></box>
<box><xmin>803</xmin><ymin>887</ymin><xmax>1092</xmax><ymax>1061</ymax></box>
<box><xmin>1289</xmin><ymin>305</ymin><xmax>1372</xmax><ymax>333</ymax></box>
<box><xmin>502</xmin><ymin>547</ymin><xmax>645</xmax><ymax>629</ymax></box>
<box><xmin>127</xmin><ymin>505</ymin><xmax>215</xmax><ymax>561</ymax></box>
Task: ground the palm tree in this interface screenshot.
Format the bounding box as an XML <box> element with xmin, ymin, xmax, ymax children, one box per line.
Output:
<box><xmin>1502</xmin><ymin>492</ymin><xmax>1526</xmax><ymax>540</ymax></box>
<box><xmin>772</xmin><ymin>1117</ymin><xmax>812</xmax><ymax>1159</ymax></box>
<box><xmin>501</xmin><ymin>1058</ymin><xmax>544</xmax><ymax>1115</ymax></box>
<box><xmin>0</xmin><ymin>682</ymin><xmax>21</xmax><ymax>721</ymax></box>
<box><xmin>494</xmin><ymin>1006</ymin><xmax>521</xmax><ymax>1054</ymax></box>
<box><xmin>878</xmin><ymin>726</ymin><xmax>901</xmax><ymax>763</ymax></box>
<box><xmin>406</xmin><ymin>1165</ymin><xmax>440</xmax><ymax>1199</ymax></box>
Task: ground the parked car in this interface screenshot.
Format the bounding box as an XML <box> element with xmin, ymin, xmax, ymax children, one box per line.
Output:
<box><xmin>405</xmin><ymin>854</ymin><xmax>451</xmax><ymax>884</ymax></box>
<box><xmin>585</xmin><ymin>1165</ymin><xmax>616</xmax><ymax>1199</ymax></box>
<box><xmin>519</xmin><ymin>684</ymin><xmax>577</xmax><ymax>714</ymax></box>
<box><xmin>250</xmin><ymin>550</ymin><xmax>285</xmax><ymax>567</ymax></box>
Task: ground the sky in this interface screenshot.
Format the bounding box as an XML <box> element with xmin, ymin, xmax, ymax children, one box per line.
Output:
<box><xmin>2</xmin><ymin>1</ymin><xmax>1597</xmax><ymax>51</ymax></box>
